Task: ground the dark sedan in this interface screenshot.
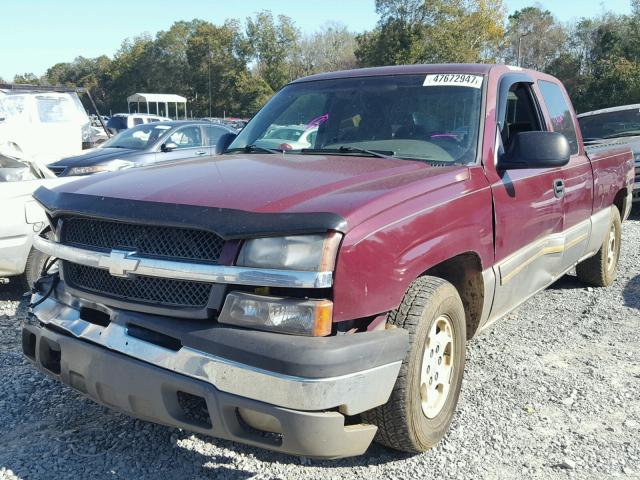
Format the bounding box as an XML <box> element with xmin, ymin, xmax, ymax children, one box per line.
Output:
<box><xmin>49</xmin><ymin>120</ymin><xmax>237</xmax><ymax>176</ymax></box>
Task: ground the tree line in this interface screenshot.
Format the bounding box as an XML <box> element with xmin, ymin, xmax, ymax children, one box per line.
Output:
<box><xmin>5</xmin><ymin>1</ymin><xmax>640</xmax><ymax>117</ymax></box>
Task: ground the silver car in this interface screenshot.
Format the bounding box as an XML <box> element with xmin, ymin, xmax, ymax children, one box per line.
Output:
<box><xmin>49</xmin><ymin>120</ymin><xmax>237</xmax><ymax>177</ymax></box>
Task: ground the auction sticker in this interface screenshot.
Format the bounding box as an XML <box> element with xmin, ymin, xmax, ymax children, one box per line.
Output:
<box><xmin>423</xmin><ymin>74</ymin><xmax>483</xmax><ymax>89</ymax></box>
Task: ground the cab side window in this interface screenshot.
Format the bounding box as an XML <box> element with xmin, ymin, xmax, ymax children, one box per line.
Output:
<box><xmin>168</xmin><ymin>126</ymin><xmax>203</xmax><ymax>148</ymax></box>
<box><xmin>501</xmin><ymin>83</ymin><xmax>543</xmax><ymax>149</ymax></box>
<box><xmin>538</xmin><ymin>80</ymin><xmax>579</xmax><ymax>155</ymax></box>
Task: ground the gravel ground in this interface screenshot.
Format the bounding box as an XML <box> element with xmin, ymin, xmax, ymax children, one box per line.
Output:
<box><xmin>1</xmin><ymin>209</ymin><xmax>639</xmax><ymax>480</ymax></box>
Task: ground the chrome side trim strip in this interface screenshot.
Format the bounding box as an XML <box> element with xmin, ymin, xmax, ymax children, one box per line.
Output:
<box><xmin>33</xmin><ymin>236</ymin><xmax>333</xmax><ymax>289</ymax></box>
<box><xmin>32</xmin><ymin>296</ymin><xmax>401</xmax><ymax>415</ymax></box>
<box><xmin>497</xmin><ymin>214</ymin><xmax>593</xmax><ymax>286</ymax></box>
<box><xmin>482</xmin><ymin>207</ymin><xmax>613</xmax><ymax>333</ymax></box>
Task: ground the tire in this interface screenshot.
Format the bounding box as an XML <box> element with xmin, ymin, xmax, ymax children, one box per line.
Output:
<box><xmin>576</xmin><ymin>207</ymin><xmax>622</xmax><ymax>287</ymax></box>
<box><xmin>15</xmin><ymin>248</ymin><xmax>49</xmax><ymax>293</ymax></box>
<box><xmin>362</xmin><ymin>276</ymin><xmax>466</xmax><ymax>453</ymax></box>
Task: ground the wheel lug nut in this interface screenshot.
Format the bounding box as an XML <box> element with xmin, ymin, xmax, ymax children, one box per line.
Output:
<box><xmin>435</xmin><ymin>372</ymin><xmax>439</xmax><ymax>381</ymax></box>
<box><xmin>429</xmin><ymin>377</ymin><xmax>433</xmax><ymax>385</ymax></box>
<box><xmin>438</xmin><ymin>357</ymin><xmax>442</xmax><ymax>365</ymax></box>
<box><xmin>436</xmin><ymin>345</ymin><xmax>440</xmax><ymax>353</ymax></box>
<box><xmin>427</xmin><ymin>365</ymin><xmax>430</xmax><ymax>373</ymax></box>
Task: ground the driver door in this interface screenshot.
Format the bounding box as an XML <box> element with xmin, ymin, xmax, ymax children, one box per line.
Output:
<box><xmin>487</xmin><ymin>79</ymin><xmax>566</xmax><ymax>320</ymax></box>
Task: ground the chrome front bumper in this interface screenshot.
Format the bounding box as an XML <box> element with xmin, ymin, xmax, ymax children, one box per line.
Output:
<box><xmin>29</xmin><ymin>294</ymin><xmax>403</xmax><ymax>416</ymax></box>
<box><xmin>22</xmin><ymin>322</ymin><xmax>381</xmax><ymax>458</ymax></box>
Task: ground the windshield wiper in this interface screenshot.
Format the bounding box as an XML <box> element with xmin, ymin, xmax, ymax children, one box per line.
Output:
<box><xmin>300</xmin><ymin>147</ymin><xmax>396</xmax><ymax>160</ymax></box>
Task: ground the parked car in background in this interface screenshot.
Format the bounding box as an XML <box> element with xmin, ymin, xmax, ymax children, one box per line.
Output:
<box><xmin>105</xmin><ymin>113</ymin><xmax>170</xmax><ymax>134</ymax></box>
<box><xmin>202</xmin><ymin>117</ymin><xmax>249</xmax><ymax>131</ymax></box>
<box><xmin>49</xmin><ymin>120</ymin><xmax>237</xmax><ymax>176</ymax></box>
<box><xmin>25</xmin><ymin>65</ymin><xmax>634</xmax><ymax>459</ymax></box>
<box><xmin>0</xmin><ymin>87</ymin><xmax>92</xmax><ymax>164</ymax></box>
<box><xmin>578</xmin><ymin>104</ymin><xmax>640</xmax><ymax>202</ymax></box>
<box><xmin>258</xmin><ymin>124</ymin><xmax>318</xmax><ymax>150</ymax></box>
<box><xmin>0</xmin><ymin>153</ymin><xmax>74</xmax><ymax>290</ymax></box>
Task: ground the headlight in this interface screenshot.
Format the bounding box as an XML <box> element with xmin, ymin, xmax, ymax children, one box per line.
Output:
<box><xmin>67</xmin><ymin>159</ymin><xmax>134</xmax><ymax>176</ymax></box>
<box><xmin>236</xmin><ymin>232</ymin><xmax>341</xmax><ymax>271</ymax></box>
<box><xmin>219</xmin><ymin>292</ymin><xmax>333</xmax><ymax>336</ymax></box>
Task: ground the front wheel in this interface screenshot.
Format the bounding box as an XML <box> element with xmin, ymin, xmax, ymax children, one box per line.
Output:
<box><xmin>362</xmin><ymin>276</ymin><xmax>466</xmax><ymax>453</ymax></box>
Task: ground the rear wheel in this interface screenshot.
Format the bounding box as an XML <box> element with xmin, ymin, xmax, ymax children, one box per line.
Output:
<box><xmin>576</xmin><ymin>207</ymin><xmax>621</xmax><ymax>287</ymax></box>
<box><xmin>362</xmin><ymin>276</ymin><xmax>466</xmax><ymax>452</ymax></box>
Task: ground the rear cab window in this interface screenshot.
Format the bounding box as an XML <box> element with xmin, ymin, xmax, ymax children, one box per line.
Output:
<box><xmin>537</xmin><ymin>80</ymin><xmax>579</xmax><ymax>155</ymax></box>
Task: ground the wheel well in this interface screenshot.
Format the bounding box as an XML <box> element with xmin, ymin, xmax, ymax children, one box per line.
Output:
<box><xmin>424</xmin><ymin>253</ymin><xmax>484</xmax><ymax>339</ymax></box>
<box><xmin>613</xmin><ymin>188</ymin><xmax>627</xmax><ymax>218</ymax></box>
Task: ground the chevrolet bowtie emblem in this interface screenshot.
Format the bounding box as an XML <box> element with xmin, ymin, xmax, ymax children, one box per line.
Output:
<box><xmin>98</xmin><ymin>250</ymin><xmax>140</xmax><ymax>277</ymax></box>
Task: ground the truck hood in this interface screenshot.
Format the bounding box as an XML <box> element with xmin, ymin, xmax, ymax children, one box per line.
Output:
<box><xmin>49</xmin><ymin>154</ymin><xmax>469</xmax><ymax>230</ymax></box>
<box><xmin>50</xmin><ymin>147</ymin><xmax>139</xmax><ymax>168</ymax></box>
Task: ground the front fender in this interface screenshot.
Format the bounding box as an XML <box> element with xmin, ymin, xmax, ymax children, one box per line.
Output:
<box><xmin>332</xmin><ymin>166</ymin><xmax>494</xmax><ymax>322</ymax></box>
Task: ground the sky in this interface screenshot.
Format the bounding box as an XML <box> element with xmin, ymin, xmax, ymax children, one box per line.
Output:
<box><xmin>0</xmin><ymin>0</ymin><xmax>633</xmax><ymax>80</ymax></box>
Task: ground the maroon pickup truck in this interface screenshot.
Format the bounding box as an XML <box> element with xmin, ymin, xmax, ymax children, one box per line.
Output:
<box><xmin>24</xmin><ymin>64</ymin><xmax>635</xmax><ymax>459</ymax></box>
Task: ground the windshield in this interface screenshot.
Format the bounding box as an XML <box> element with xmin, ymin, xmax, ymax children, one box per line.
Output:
<box><xmin>578</xmin><ymin>108</ymin><xmax>640</xmax><ymax>140</ymax></box>
<box><xmin>101</xmin><ymin>123</ymin><xmax>173</xmax><ymax>150</ymax></box>
<box><xmin>228</xmin><ymin>74</ymin><xmax>484</xmax><ymax>163</ymax></box>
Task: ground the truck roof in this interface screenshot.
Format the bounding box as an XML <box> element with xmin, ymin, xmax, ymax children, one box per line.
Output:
<box><xmin>290</xmin><ymin>63</ymin><xmax>542</xmax><ymax>84</ymax></box>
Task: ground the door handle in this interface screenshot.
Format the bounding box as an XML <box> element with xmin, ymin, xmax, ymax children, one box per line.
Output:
<box><xmin>553</xmin><ymin>179</ymin><xmax>565</xmax><ymax>198</ymax></box>
<box><xmin>194</xmin><ymin>150</ymin><xmax>207</xmax><ymax>156</ymax></box>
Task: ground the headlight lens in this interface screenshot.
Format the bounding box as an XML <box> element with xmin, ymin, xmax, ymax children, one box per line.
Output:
<box><xmin>67</xmin><ymin>159</ymin><xmax>134</xmax><ymax>176</ymax></box>
<box><xmin>236</xmin><ymin>232</ymin><xmax>341</xmax><ymax>271</ymax></box>
<box><xmin>219</xmin><ymin>292</ymin><xmax>333</xmax><ymax>336</ymax></box>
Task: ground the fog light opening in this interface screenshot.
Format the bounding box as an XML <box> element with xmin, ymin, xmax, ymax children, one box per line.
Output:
<box><xmin>38</xmin><ymin>338</ymin><xmax>61</xmax><ymax>375</ymax></box>
<box><xmin>22</xmin><ymin>330</ymin><xmax>36</xmax><ymax>360</ymax></box>
<box><xmin>236</xmin><ymin>408</ymin><xmax>283</xmax><ymax>445</ymax></box>
<box><xmin>176</xmin><ymin>391</ymin><xmax>212</xmax><ymax>429</ymax></box>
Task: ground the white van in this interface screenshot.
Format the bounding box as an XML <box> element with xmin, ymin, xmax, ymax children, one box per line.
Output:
<box><xmin>0</xmin><ymin>89</ymin><xmax>91</xmax><ymax>164</ymax></box>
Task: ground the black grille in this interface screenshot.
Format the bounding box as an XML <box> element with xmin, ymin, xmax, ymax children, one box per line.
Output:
<box><xmin>49</xmin><ymin>166</ymin><xmax>66</xmax><ymax>176</ymax></box>
<box><xmin>64</xmin><ymin>262</ymin><xmax>212</xmax><ymax>308</ymax></box>
<box><xmin>62</xmin><ymin>217</ymin><xmax>224</xmax><ymax>263</ymax></box>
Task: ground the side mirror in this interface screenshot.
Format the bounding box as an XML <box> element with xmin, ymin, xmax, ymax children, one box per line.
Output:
<box><xmin>161</xmin><ymin>142</ymin><xmax>178</xmax><ymax>153</ymax></box>
<box><xmin>215</xmin><ymin>132</ymin><xmax>238</xmax><ymax>154</ymax></box>
<box><xmin>498</xmin><ymin>131</ymin><xmax>570</xmax><ymax>170</ymax></box>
